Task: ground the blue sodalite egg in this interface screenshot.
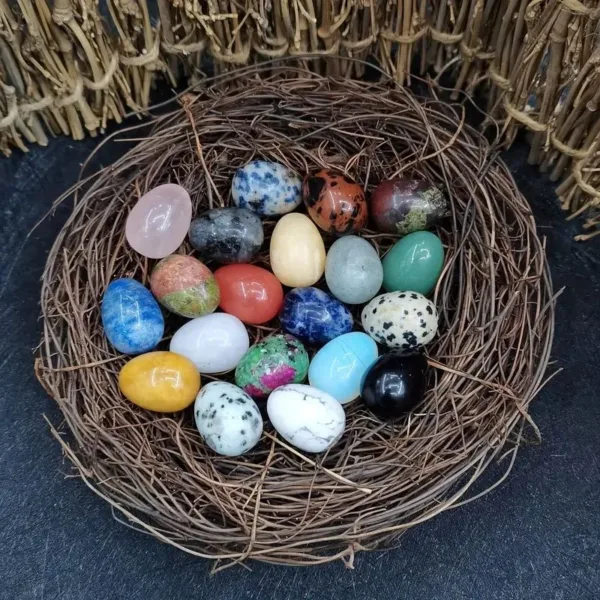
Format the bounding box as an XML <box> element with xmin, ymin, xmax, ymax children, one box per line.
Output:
<box><xmin>280</xmin><ymin>287</ymin><xmax>353</xmax><ymax>345</ymax></box>
<box><xmin>101</xmin><ymin>278</ymin><xmax>164</xmax><ymax>355</ymax></box>
<box><xmin>232</xmin><ymin>160</ymin><xmax>302</xmax><ymax>217</ymax></box>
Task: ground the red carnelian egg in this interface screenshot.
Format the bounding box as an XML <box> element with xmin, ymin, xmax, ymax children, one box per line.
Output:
<box><xmin>214</xmin><ymin>264</ymin><xmax>284</xmax><ymax>325</ymax></box>
<box><xmin>303</xmin><ymin>169</ymin><xmax>368</xmax><ymax>234</ymax></box>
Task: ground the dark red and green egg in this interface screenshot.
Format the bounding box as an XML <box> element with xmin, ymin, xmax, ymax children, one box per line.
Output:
<box><xmin>235</xmin><ymin>334</ymin><xmax>309</xmax><ymax>399</ymax></box>
<box><xmin>370</xmin><ymin>178</ymin><xmax>448</xmax><ymax>235</ymax></box>
<box><xmin>150</xmin><ymin>254</ymin><xmax>220</xmax><ymax>318</ymax></box>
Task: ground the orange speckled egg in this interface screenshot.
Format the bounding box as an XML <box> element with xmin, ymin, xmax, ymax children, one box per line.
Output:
<box><xmin>302</xmin><ymin>170</ymin><xmax>368</xmax><ymax>234</ymax></box>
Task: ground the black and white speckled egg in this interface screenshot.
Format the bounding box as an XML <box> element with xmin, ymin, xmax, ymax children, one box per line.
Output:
<box><xmin>361</xmin><ymin>291</ymin><xmax>438</xmax><ymax>351</ymax></box>
<box><xmin>194</xmin><ymin>381</ymin><xmax>263</xmax><ymax>456</ymax></box>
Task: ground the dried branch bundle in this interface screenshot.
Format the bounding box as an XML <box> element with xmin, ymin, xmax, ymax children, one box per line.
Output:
<box><xmin>1</xmin><ymin>1</ymin><xmax>599</xmax><ymax>237</ymax></box>
<box><xmin>36</xmin><ymin>72</ymin><xmax>556</xmax><ymax>567</ymax></box>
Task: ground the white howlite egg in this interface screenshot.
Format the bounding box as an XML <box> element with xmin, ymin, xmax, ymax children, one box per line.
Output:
<box><xmin>361</xmin><ymin>291</ymin><xmax>438</xmax><ymax>351</ymax></box>
<box><xmin>267</xmin><ymin>384</ymin><xmax>346</xmax><ymax>453</ymax></box>
<box><xmin>194</xmin><ymin>382</ymin><xmax>263</xmax><ymax>456</ymax></box>
<box><xmin>170</xmin><ymin>313</ymin><xmax>249</xmax><ymax>374</ymax></box>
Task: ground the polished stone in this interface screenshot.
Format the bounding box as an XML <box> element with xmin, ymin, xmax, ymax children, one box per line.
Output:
<box><xmin>119</xmin><ymin>351</ymin><xmax>200</xmax><ymax>412</ymax></box>
<box><xmin>370</xmin><ymin>177</ymin><xmax>448</xmax><ymax>235</ymax></box>
<box><xmin>308</xmin><ymin>332</ymin><xmax>378</xmax><ymax>404</ymax></box>
<box><xmin>232</xmin><ymin>160</ymin><xmax>302</xmax><ymax>217</ymax></box>
<box><xmin>270</xmin><ymin>213</ymin><xmax>326</xmax><ymax>287</ymax></box>
<box><xmin>235</xmin><ymin>334</ymin><xmax>309</xmax><ymax>399</ymax></box>
<box><xmin>361</xmin><ymin>291</ymin><xmax>438</xmax><ymax>351</ymax></box>
<box><xmin>267</xmin><ymin>384</ymin><xmax>346</xmax><ymax>453</ymax></box>
<box><xmin>150</xmin><ymin>254</ymin><xmax>219</xmax><ymax>318</ymax></box>
<box><xmin>280</xmin><ymin>286</ymin><xmax>353</xmax><ymax>345</ymax></box>
<box><xmin>169</xmin><ymin>313</ymin><xmax>249</xmax><ymax>374</ymax></box>
<box><xmin>325</xmin><ymin>235</ymin><xmax>383</xmax><ymax>304</ymax></box>
<box><xmin>382</xmin><ymin>231</ymin><xmax>445</xmax><ymax>295</ymax></box>
<box><xmin>188</xmin><ymin>207</ymin><xmax>263</xmax><ymax>264</ymax></box>
<box><xmin>194</xmin><ymin>381</ymin><xmax>263</xmax><ymax>456</ymax></box>
<box><xmin>214</xmin><ymin>263</ymin><xmax>283</xmax><ymax>325</ymax></box>
<box><xmin>101</xmin><ymin>278</ymin><xmax>164</xmax><ymax>355</ymax></box>
<box><xmin>361</xmin><ymin>352</ymin><xmax>428</xmax><ymax>420</ymax></box>
<box><xmin>125</xmin><ymin>183</ymin><xmax>192</xmax><ymax>259</ymax></box>
<box><xmin>303</xmin><ymin>169</ymin><xmax>367</xmax><ymax>234</ymax></box>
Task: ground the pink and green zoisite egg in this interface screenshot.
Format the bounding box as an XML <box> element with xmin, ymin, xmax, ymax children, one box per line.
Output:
<box><xmin>235</xmin><ymin>334</ymin><xmax>309</xmax><ymax>399</ymax></box>
<box><xmin>150</xmin><ymin>254</ymin><xmax>220</xmax><ymax>318</ymax></box>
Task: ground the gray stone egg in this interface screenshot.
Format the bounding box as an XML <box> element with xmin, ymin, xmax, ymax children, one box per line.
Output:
<box><xmin>325</xmin><ymin>236</ymin><xmax>383</xmax><ymax>304</ymax></box>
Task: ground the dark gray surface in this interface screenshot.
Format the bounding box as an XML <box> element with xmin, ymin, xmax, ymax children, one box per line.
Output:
<box><xmin>0</xmin><ymin>136</ymin><xmax>598</xmax><ymax>600</ymax></box>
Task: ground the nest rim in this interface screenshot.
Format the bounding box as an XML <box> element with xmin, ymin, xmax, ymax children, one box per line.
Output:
<box><xmin>36</xmin><ymin>67</ymin><xmax>556</xmax><ymax>569</ymax></box>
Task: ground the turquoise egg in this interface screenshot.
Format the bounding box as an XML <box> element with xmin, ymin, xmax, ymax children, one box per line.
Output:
<box><xmin>308</xmin><ymin>332</ymin><xmax>379</xmax><ymax>404</ymax></box>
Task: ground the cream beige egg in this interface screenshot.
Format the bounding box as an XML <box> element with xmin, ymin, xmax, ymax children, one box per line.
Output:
<box><xmin>269</xmin><ymin>213</ymin><xmax>326</xmax><ymax>287</ymax></box>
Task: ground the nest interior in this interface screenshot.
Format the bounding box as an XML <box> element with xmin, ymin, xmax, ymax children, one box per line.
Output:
<box><xmin>36</xmin><ymin>70</ymin><xmax>555</xmax><ymax>568</ymax></box>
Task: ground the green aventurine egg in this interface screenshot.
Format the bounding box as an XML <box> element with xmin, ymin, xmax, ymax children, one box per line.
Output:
<box><xmin>382</xmin><ymin>231</ymin><xmax>444</xmax><ymax>295</ymax></box>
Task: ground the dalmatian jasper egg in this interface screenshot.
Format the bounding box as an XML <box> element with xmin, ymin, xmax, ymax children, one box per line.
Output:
<box><xmin>194</xmin><ymin>381</ymin><xmax>263</xmax><ymax>456</ymax></box>
<box><xmin>361</xmin><ymin>291</ymin><xmax>438</xmax><ymax>351</ymax></box>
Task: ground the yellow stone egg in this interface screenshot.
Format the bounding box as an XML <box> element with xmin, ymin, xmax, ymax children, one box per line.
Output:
<box><xmin>269</xmin><ymin>213</ymin><xmax>326</xmax><ymax>287</ymax></box>
<box><xmin>119</xmin><ymin>351</ymin><xmax>201</xmax><ymax>412</ymax></box>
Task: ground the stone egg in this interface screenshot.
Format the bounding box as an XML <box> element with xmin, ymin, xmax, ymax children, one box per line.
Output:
<box><xmin>150</xmin><ymin>254</ymin><xmax>220</xmax><ymax>318</ymax></box>
<box><xmin>102</xmin><ymin>278</ymin><xmax>164</xmax><ymax>355</ymax></box>
<box><xmin>119</xmin><ymin>351</ymin><xmax>200</xmax><ymax>412</ymax></box>
<box><xmin>235</xmin><ymin>334</ymin><xmax>309</xmax><ymax>399</ymax></box>
<box><xmin>188</xmin><ymin>207</ymin><xmax>263</xmax><ymax>264</ymax></box>
<box><xmin>214</xmin><ymin>264</ymin><xmax>283</xmax><ymax>325</ymax></box>
<box><xmin>308</xmin><ymin>332</ymin><xmax>378</xmax><ymax>404</ymax></box>
<box><xmin>382</xmin><ymin>231</ymin><xmax>444</xmax><ymax>296</ymax></box>
<box><xmin>270</xmin><ymin>213</ymin><xmax>326</xmax><ymax>287</ymax></box>
<box><xmin>361</xmin><ymin>352</ymin><xmax>428</xmax><ymax>420</ymax></box>
<box><xmin>370</xmin><ymin>177</ymin><xmax>448</xmax><ymax>235</ymax></box>
<box><xmin>125</xmin><ymin>183</ymin><xmax>192</xmax><ymax>258</ymax></box>
<box><xmin>232</xmin><ymin>160</ymin><xmax>302</xmax><ymax>217</ymax></box>
<box><xmin>194</xmin><ymin>381</ymin><xmax>263</xmax><ymax>456</ymax></box>
<box><xmin>361</xmin><ymin>291</ymin><xmax>438</xmax><ymax>351</ymax></box>
<box><xmin>280</xmin><ymin>287</ymin><xmax>353</xmax><ymax>345</ymax></box>
<box><xmin>303</xmin><ymin>169</ymin><xmax>368</xmax><ymax>234</ymax></box>
<box><xmin>325</xmin><ymin>236</ymin><xmax>383</xmax><ymax>304</ymax></box>
<box><xmin>267</xmin><ymin>384</ymin><xmax>346</xmax><ymax>453</ymax></box>
<box><xmin>170</xmin><ymin>313</ymin><xmax>249</xmax><ymax>374</ymax></box>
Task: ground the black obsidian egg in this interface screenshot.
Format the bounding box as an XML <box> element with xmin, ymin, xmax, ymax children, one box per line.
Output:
<box><xmin>360</xmin><ymin>352</ymin><xmax>428</xmax><ymax>420</ymax></box>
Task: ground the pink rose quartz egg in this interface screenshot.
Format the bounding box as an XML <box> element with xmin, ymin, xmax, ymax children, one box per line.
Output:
<box><xmin>126</xmin><ymin>184</ymin><xmax>192</xmax><ymax>259</ymax></box>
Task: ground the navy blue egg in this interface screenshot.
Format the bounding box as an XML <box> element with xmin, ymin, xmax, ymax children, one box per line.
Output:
<box><xmin>101</xmin><ymin>278</ymin><xmax>164</xmax><ymax>355</ymax></box>
<box><xmin>280</xmin><ymin>287</ymin><xmax>353</xmax><ymax>345</ymax></box>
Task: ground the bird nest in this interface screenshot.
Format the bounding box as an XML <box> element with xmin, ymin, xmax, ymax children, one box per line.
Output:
<box><xmin>36</xmin><ymin>69</ymin><xmax>556</xmax><ymax>569</ymax></box>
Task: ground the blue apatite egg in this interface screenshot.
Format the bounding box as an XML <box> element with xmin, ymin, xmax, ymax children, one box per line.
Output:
<box><xmin>101</xmin><ymin>278</ymin><xmax>164</xmax><ymax>355</ymax></box>
<box><xmin>280</xmin><ymin>287</ymin><xmax>353</xmax><ymax>345</ymax></box>
<box><xmin>309</xmin><ymin>332</ymin><xmax>379</xmax><ymax>404</ymax></box>
<box><xmin>232</xmin><ymin>160</ymin><xmax>302</xmax><ymax>217</ymax></box>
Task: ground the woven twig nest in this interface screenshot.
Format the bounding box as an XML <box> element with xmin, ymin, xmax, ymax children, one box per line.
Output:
<box><xmin>36</xmin><ymin>70</ymin><xmax>555</xmax><ymax>568</ymax></box>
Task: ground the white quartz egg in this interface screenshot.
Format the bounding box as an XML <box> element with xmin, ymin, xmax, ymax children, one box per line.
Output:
<box><xmin>267</xmin><ymin>384</ymin><xmax>346</xmax><ymax>453</ymax></box>
<box><xmin>170</xmin><ymin>313</ymin><xmax>249</xmax><ymax>373</ymax></box>
<box><xmin>194</xmin><ymin>382</ymin><xmax>263</xmax><ymax>456</ymax></box>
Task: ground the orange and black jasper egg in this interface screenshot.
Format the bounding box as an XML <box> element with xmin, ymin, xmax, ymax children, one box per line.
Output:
<box><xmin>302</xmin><ymin>169</ymin><xmax>368</xmax><ymax>234</ymax></box>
